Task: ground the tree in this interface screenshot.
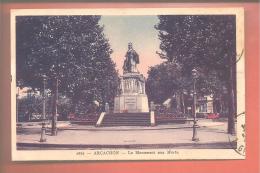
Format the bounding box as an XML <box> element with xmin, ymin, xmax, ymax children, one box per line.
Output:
<box><xmin>155</xmin><ymin>15</ymin><xmax>236</xmax><ymax>134</ymax></box>
<box><xmin>146</xmin><ymin>62</ymin><xmax>191</xmax><ymax>113</ymax></box>
<box><xmin>16</xmin><ymin>16</ymin><xmax>119</xmax><ymax>129</ymax></box>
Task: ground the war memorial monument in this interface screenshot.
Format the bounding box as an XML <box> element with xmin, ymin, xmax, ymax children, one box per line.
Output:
<box><xmin>114</xmin><ymin>43</ymin><xmax>149</xmax><ymax>113</ymax></box>
<box><xmin>96</xmin><ymin>43</ymin><xmax>151</xmax><ymax>127</ymax></box>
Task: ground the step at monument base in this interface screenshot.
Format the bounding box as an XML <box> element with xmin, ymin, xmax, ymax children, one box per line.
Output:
<box><xmin>100</xmin><ymin>113</ymin><xmax>150</xmax><ymax>127</ymax></box>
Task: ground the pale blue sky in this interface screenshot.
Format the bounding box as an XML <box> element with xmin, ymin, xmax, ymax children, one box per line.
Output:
<box><xmin>99</xmin><ymin>15</ymin><xmax>164</xmax><ymax>77</ymax></box>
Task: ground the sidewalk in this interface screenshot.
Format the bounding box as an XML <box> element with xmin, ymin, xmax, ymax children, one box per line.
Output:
<box><xmin>17</xmin><ymin>119</ymin><xmax>226</xmax><ymax>130</ymax></box>
<box><xmin>17</xmin><ymin>120</ymin><xmax>237</xmax><ymax>149</ymax></box>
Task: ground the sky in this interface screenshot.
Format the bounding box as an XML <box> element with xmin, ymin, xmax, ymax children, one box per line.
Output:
<box><xmin>99</xmin><ymin>15</ymin><xmax>164</xmax><ymax>77</ymax></box>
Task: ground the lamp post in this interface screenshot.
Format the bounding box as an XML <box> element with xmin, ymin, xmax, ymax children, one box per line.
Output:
<box><xmin>40</xmin><ymin>75</ymin><xmax>47</xmax><ymax>142</ymax></box>
<box><xmin>191</xmin><ymin>68</ymin><xmax>199</xmax><ymax>141</ymax></box>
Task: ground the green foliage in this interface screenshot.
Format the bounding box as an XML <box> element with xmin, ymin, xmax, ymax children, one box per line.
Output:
<box><xmin>16</xmin><ymin>16</ymin><xmax>119</xmax><ymax>113</ymax></box>
<box><xmin>146</xmin><ymin>62</ymin><xmax>190</xmax><ymax>104</ymax></box>
<box><xmin>156</xmin><ymin>15</ymin><xmax>235</xmax><ymax>67</ymax></box>
<box><xmin>148</xmin><ymin>15</ymin><xmax>236</xmax><ymax>103</ymax></box>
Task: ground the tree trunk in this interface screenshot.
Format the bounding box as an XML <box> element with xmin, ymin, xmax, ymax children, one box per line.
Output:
<box><xmin>181</xmin><ymin>92</ymin><xmax>186</xmax><ymax>114</ymax></box>
<box><xmin>228</xmin><ymin>56</ymin><xmax>236</xmax><ymax>134</ymax></box>
<box><xmin>220</xmin><ymin>96</ymin><xmax>223</xmax><ymax>114</ymax></box>
<box><xmin>51</xmin><ymin>78</ymin><xmax>58</xmax><ymax>136</ymax></box>
<box><xmin>176</xmin><ymin>92</ymin><xmax>182</xmax><ymax>113</ymax></box>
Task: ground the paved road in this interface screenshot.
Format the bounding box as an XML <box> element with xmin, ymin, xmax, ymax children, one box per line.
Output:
<box><xmin>16</xmin><ymin>119</ymin><xmax>237</xmax><ymax>150</ymax></box>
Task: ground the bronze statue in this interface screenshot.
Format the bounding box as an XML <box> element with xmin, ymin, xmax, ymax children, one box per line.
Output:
<box><xmin>123</xmin><ymin>42</ymin><xmax>139</xmax><ymax>73</ymax></box>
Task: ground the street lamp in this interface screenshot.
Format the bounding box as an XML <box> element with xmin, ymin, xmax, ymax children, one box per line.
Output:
<box><xmin>191</xmin><ymin>68</ymin><xmax>199</xmax><ymax>141</ymax></box>
<box><xmin>40</xmin><ymin>75</ymin><xmax>47</xmax><ymax>142</ymax></box>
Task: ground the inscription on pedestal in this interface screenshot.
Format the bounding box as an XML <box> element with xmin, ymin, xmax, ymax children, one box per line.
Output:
<box><xmin>125</xmin><ymin>97</ymin><xmax>137</xmax><ymax>111</ymax></box>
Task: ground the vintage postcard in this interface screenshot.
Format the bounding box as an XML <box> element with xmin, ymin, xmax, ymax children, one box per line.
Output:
<box><xmin>11</xmin><ymin>8</ymin><xmax>245</xmax><ymax>161</ymax></box>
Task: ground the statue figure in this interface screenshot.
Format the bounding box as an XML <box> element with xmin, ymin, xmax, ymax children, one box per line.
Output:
<box><xmin>123</xmin><ymin>42</ymin><xmax>139</xmax><ymax>73</ymax></box>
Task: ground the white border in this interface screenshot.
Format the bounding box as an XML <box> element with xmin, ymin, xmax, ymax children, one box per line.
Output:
<box><xmin>11</xmin><ymin>8</ymin><xmax>245</xmax><ymax>161</ymax></box>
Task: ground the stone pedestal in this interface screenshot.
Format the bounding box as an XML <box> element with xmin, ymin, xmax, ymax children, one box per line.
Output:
<box><xmin>114</xmin><ymin>94</ymin><xmax>149</xmax><ymax>113</ymax></box>
<box><xmin>114</xmin><ymin>72</ymin><xmax>149</xmax><ymax>113</ymax></box>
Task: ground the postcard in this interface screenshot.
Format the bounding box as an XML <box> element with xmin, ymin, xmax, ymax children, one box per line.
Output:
<box><xmin>11</xmin><ymin>8</ymin><xmax>245</xmax><ymax>161</ymax></box>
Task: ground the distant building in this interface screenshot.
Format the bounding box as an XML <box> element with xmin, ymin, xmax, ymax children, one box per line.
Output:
<box><xmin>161</xmin><ymin>94</ymin><xmax>214</xmax><ymax>114</ymax></box>
<box><xmin>197</xmin><ymin>95</ymin><xmax>214</xmax><ymax>113</ymax></box>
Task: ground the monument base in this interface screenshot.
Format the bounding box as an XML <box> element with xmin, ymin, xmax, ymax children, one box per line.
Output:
<box><xmin>114</xmin><ymin>94</ymin><xmax>149</xmax><ymax>113</ymax></box>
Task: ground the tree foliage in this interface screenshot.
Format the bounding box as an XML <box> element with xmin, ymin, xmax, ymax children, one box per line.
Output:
<box><xmin>16</xmin><ymin>16</ymin><xmax>119</xmax><ymax>113</ymax></box>
<box><xmin>147</xmin><ymin>15</ymin><xmax>237</xmax><ymax>131</ymax></box>
<box><xmin>146</xmin><ymin>62</ymin><xmax>189</xmax><ymax>104</ymax></box>
<box><xmin>148</xmin><ymin>15</ymin><xmax>236</xmax><ymax>102</ymax></box>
